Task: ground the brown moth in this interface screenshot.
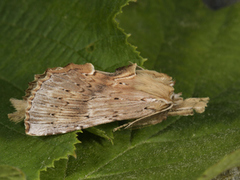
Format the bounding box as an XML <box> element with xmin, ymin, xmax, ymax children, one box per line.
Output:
<box><xmin>8</xmin><ymin>63</ymin><xmax>209</xmax><ymax>136</ymax></box>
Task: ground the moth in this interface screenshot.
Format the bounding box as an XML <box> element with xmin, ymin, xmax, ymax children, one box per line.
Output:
<box><xmin>8</xmin><ymin>63</ymin><xmax>209</xmax><ymax>136</ymax></box>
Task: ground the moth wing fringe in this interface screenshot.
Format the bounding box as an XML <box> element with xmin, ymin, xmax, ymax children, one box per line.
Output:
<box><xmin>24</xmin><ymin>63</ymin><xmax>94</xmax><ymax>100</ymax></box>
<box><xmin>8</xmin><ymin>63</ymin><xmax>95</xmax><ymax>127</ymax></box>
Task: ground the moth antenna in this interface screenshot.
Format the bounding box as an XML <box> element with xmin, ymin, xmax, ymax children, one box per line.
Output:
<box><xmin>128</xmin><ymin>61</ymin><xmax>144</xmax><ymax>70</ymax></box>
<box><xmin>128</xmin><ymin>61</ymin><xmax>134</xmax><ymax>65</ymax></box>
<box><xmin>113</xmin><ymin>123</ymin><xmax>128</xmax><ymax>132</ymax></box>
<box><xmin>113</xmin><ymin>110</ymin><xmax>166</xmax><ymax>132</ymax></box>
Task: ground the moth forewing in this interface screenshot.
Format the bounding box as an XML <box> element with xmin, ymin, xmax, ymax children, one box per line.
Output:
<box><xmin>8</xmin><ymin>63</ymin><xmax>209</xmax><ymax>136</ymax></box>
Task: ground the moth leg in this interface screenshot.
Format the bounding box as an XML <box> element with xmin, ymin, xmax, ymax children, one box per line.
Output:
<box><xmin>113</xmin><ymin>111</ymin><xmax>167</xmax><ymax>131</ymax></box>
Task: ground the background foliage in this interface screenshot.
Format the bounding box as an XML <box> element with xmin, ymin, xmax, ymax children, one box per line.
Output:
<box><xmin>0</xmin><ymin>0</ymin><xmax>240</xmax><ymax>179</ymax></box>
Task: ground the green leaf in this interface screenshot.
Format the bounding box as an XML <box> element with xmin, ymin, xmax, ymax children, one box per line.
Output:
<box><xmin>40</xmin><ymin>159</ymin><xmax>68</xmax><ymax>180</ymax></box>
<box><xmin>86</xmin><ymin>126</ymin><xmax>114</xmax><ymax>144</ymax></box>
<box><xmin>198</xmin><ymin>148</ymin><xmax>240</xmax><ymax>180</ymax></box>
<box><xmin>0</xmin><ymin>0</ymin><xmax>142</xmax><ymax>180</ymax></box>
<box><xmin>0</xmin><ymin>165</ymin><xmax>26</xmax><ymax>180</ymax></box>
<box><xmin>118</xmin><ymin>0</ymin><xmax>240</xmax><ymax>179</ymax></box>
<box><xmin>0</xmin><ymin>78</ymin><xmax>79</xmax><ymax>180</ymax></box>
<box><xmin>1</xmin><ymin>0</ymin><xmax>240</xmax><ymax>180</ymax></box>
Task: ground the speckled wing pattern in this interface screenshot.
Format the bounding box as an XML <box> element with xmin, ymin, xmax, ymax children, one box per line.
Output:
<box><xmin>25</xmin><ymin>63</ymin><xmax>169</xmax><ymax>135</ymax></box>
<box><xmin>8</xmin><ymin>63</ymin><xmax>209</xmax><ymax>136</ymax></box>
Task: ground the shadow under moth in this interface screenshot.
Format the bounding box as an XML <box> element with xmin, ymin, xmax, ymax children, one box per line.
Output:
<box><xmin>8</xmin><ymin>63</ymin><xmax>209</xmax><ymax>136</ymax></box>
